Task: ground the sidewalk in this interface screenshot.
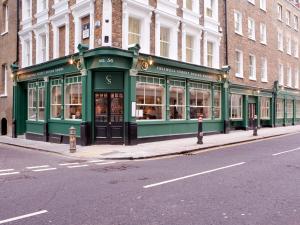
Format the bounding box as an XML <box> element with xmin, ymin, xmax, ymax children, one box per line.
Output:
<box><xmin>1</xmin><ymin>125</ymin><xmax>300</xmax><ymax>160</ymax></box>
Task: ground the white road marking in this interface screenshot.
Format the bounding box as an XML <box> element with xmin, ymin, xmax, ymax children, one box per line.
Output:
<box><xmin>272</xmin><ymin>147</ymin><xmax>300</xmax><ymax>156</ymax></box>
<box><xmin>0</xmin><ymin>210</ymin><xmax>48</xmax><ymax>224</ymax></box>
<box><xmin>143</xmin><ymin>162</ymin><xmax>246</xmax><ymax>189</ymax></box>
<box><xmin>0</xmin><ymin>172</ymin><xmax>20</xmax><ymax>176</ymax></box>
<box><xmin>59</xmin><ymin>162</ymin><xmax>80</xmax><ymax>166</ymax></box>
<box><xmin>0</xmin><ymin>169</ymin><xmax>14</xmax><ymax>172</ymax></box>
<box><xmin>67</xmin><ymin>164</ymin><xmax>89</xmax><ymax>168</ymax></box>
<box><xmin>26</xmin><ymin>165</ymin><xmax>49</xmax><ymax>169</ymax></box>
<box><xmin>88</xmin><ymin>160</ymin><xmax>105</xmax><ymax>163</ymax></box>
<box><xmin>32</xmin><ymin>168</ymin><xmax>57</xmax><ymax>172</ymax></box>
<box><xmin>95</xmin><ymin>162</ymin><xmax>116</xmax><ymax>165</ymax></box>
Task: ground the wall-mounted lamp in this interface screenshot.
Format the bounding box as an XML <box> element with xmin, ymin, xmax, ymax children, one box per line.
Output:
<box><xmin>137</xmin><ymin>56</ymin><xmax>154</xmax><ymax>71</ymax></box>
<box><xmin>69</xmin><ymin>56</ymin><xmax>82</xmax><ymax>70</ymax></box>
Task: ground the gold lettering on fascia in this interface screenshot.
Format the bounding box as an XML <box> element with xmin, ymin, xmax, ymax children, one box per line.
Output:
<box><xmin>99</xmin><ymin>58</ymin><xmax>114</xmax><ymax>63</ymax></box>
<box><xmin>156</xmin><ymin>66</ymin><xmax>215</xmax><ymax>80</ymax></box>
<box><xmin>19</xmin><ymin>67</ymin><xmax>65</xmax><ymax>80</ymax></box>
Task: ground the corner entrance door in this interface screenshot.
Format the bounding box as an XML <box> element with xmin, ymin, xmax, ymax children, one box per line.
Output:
<box><xmin>94</xmin><ymin>92</ymin><xmax>124</xmax><ymax>144</ymax></box>
<box><xmin>248</xmin><ymin>103</ymin><xmax>256</xmax><ymax>129</ymax></box>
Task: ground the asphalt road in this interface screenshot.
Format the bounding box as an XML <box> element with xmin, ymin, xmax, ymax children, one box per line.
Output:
<box><xmin>0</xmin><ymin>133</ymin><xmax>299</xmax><ymax>225</ymax></box>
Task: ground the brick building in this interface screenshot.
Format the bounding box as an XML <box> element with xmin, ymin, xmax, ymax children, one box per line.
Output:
<box><xmin>224</xmin><ymin>0</ymin><xmax>300</xmax><ymax>130</ymax></box>
<box><xmin>0</xmin><ymin>0</ymin><xmax>18</xmax><ymax>136</ymax></box>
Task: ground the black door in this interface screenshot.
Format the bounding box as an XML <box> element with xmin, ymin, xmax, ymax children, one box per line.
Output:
<box><xmin>94</xmin><ymin>92</ymin><xmax>124</xmax><ymax>144</ymax></box>
<box><xmin>248</xmin><ymin>103</ymin><xmax>256</xmax><ymax>129</ymax></box>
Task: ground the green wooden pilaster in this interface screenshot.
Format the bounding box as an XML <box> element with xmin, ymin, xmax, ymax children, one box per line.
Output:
<box><xmin>243</xmin><ymin>95</ymin><xmax>249</xmax><ymax>129</ymax></box>
<box><xmin>124</xmin><ymin>71</ymin><xmax>135</xmax><ymax>123</ymax></box>
<box><xmin>211</xmin><ymin>85</ymin><xmax>215</xmax><ymax>120</ymax></box>
<box><xmin>81</xmin><ymin>73</ymin><xmax>87</xmax><ymax>122</ymax></box>
<box><xmin>256</xmin><ymin>96</ymin><xmax>261</xmax><ymax>127</ymax></box>
<box><xmin>271</xmin><ymin>94</ymin><xmax>276</xmax><ymax>127</ymax></box>
<box><xmin>284</xmin><ymin>97</ymin><xmax>287</xmax><ymax>126</ymax></box>
<box><xmin>186</xmin><ymin>79</ymin><xmax>190</xmax><ymax>120</ymax></box>
<box><xmin>293</xmin><ymin>99</ymin><xmax>296</xmax><ymax>125</ymax></box>
<box><xmin>44</xmin><ymin>78</ymin><xmax>50</xmax><ymax>123</ymax></box>
<box><xmin>86</xmin><ymin>70</ymin><xmax>93</xmax><ymax>122</ymax></box>
<box><xmin>166</xmin><ymin>77</ymin><xmax>170</xmax><ymax>120</ymax></box>
<box><xmin>222</xmin><ymin>81</ymin><xmax>230</xmax><ymax>133</ymax></box>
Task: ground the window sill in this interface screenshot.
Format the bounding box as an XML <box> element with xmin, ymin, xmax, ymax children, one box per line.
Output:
<box><xmin>261</xmin><ymin>79</ymin><xmax>268</xmax><ymax>83</ymax></box>
<box><xmin>235</xmin><ymin>31</ymin><xmax>243</xmax><ymax>37</ymax></box>
<box><xmin>248</xmin><ymin>37</ymin><xmax>256</xmax><ymax>41</ymax></box>
<box><xmin>249</xmin><ymin>77</ymin><xmax>257</xmax><ymax>81</ymax></box>
<box><xmin>235</xmin><ymin>74</ymin><xmax>244</xmax><ymax>79</ymax></box>
<box><xmin>1</xmin><ymin>31</ymin><xmax>8</xmax><ymax>36</ymax></box>
<box><xmin>260</xmin><ymin>41</ymin><xmax>267</xmax><ymax>45</ymax></box>
<box><xmin>0</xmin><ymin>94</ymin><xmax>7</xmax><ymax>98</ymax></box>
<box><xmin>260</xmin><ymin>8</ymin><xmax>267</xmax><ymax>12</ymax></box>
<box><xmin>230</xmin><ymin>118</ymin><xmax>243</xmax><ymax>121</ymax></box>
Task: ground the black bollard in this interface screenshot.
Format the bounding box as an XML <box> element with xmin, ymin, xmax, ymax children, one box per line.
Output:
<box><xmin>253</xmin><ymin>115</ymin><xmax>258</xmax><ymax>136</ymax></box>
<box><xmin>197</xmin><ymin>116</ymin><xmax>203</xmax><ymax>144</ymax></box>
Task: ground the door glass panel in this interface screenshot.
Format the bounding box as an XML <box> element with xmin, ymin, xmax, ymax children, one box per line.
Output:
<box><xmin>110</xmin><ymin>93</ymin><xmax>123</xmax><ymax>122</ymax></box>
<box><xmin>95</xmin><ymin>93</ymin><xmax>108</xmax><ymax>122</ymax></box>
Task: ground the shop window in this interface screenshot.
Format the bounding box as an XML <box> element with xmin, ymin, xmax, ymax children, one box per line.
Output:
<box><xmin>64</xmin><ymin>76</ymin><xmax>82</xmax><ymax>120</ymax></box>
<box><xmin>276</xmin><ymin>99</ymin><xmax>284</xmax><ymax>119</ymax></box>
<box><xmin>230</xmin><ymin>94</ymin><xmax>243</xmax><ymax>119</ymax></box>
<box><xmin>169</xmin><ymin>80</ymin><xmax>186</xmax><ymax>120</ymax></box>
<box><xmin>28</xmin><ymin>82</ymin><xmax>44</xmax><ymax>121</ymax></box>
<box><xmin>128</xmin><ymin>17</ymin><xmax>140</xmax><ymax>46</ymax></box>
<box><xmin>213</xmin><ymin>86</ymin><xmax>221</xmax><ymax>119</ymax></box>
<box><xmin>189</xmin><ymin>82</ymin><xmax>211</xmax><ymax>119</ymax></box>
<box><xmin>287</xmin><ymin>100</ymin><xmax>293</xmax><ymax>118</ymax></box>
<box><xmin>136</xmin><ymin>76</ymin><xmax>165</xmax><ymax>120</ymax></box>
<box><xmin>160</xmin><ymin>27</ymin><xmax>170</xmax><ymax>58</ymax></box>
<box><xmin>296</xmin><ymin>100</ymin><xmax>300</xmax><ymax>118</ymax></box>
<box><xmin>260</xmin><ymin>97</ymin><xmax>270</xmax><ymax>119</ymax></box>
<box><xmin>51</xmin><ymin>79</ymin><xmax>63</xmax><ymax>119</ymax></box>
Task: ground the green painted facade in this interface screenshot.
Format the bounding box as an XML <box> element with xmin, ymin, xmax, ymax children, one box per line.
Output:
<box><xmin>11</xmin><ymin>45</ymin><xmax>300</xmax><ymax>145</ymax></box>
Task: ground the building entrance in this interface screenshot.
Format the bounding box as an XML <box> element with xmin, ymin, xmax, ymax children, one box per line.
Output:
<box><xmin>248</xmin><ymin>103</ymin><xmax>256</xmax><ymax>129</ymax></box>
<box><xmin>94</xmin><ymin>92</ymin><xmax>124</xmax><ymax>144</ymax></box>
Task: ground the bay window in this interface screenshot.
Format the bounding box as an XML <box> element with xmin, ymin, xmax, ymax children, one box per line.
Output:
<box><xmin>136</xmin><ymin>76</ymin><xmax>165</xmax><ymax>120</ymax></box>
<box><xmin>230</xmin><ymin>94</ymin><xmax>243</xmax><ymax>119</ymax></box>
<box><xmin>169</xmin><ymin>80</ymin><xmax>185</xmax><ymax>120</ymax></box>
<box><xmin>64</xmin><ymin>76</ymin><xmax>82</xmax><ymax>120</ymax></box>
<box><xmin>189</xmin><ymin>83</ymin><xmax>211</xmax><ymax>119</ymax></box>
<box><xmin>260</xmin><ymin>97</ymin><xmax>270</xmax><ymax>119</ymax></box>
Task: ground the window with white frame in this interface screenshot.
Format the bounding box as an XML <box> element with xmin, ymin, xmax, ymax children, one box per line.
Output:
<box><xmin>277</xmin><ymin>4</ymin><xmax>282</xmax><ymax>21</ymax></box>
<box><xmin>37</xmin><ymin>0</ymin><xmax>47</xmax><ymax>12</ymax></box>
<box><xmin>260</xmin><ymin>23</ymin><xmax>266</xmax><ymax>44</ymax></box>
<box><xmin>278</xmin><ymin>63</ymin><xmax>284</xmax><ymax>85</ymax></box>
<box><xmin>213</xmin><ymin>86</ymin><xmax>221</xmax><ymax>119</ymax></box>
<box><xmin>186</xmin><ymin>35</ymin><xmax>193</xmax><ymax>63</ymax></box>
<box><xmin>260</xmin><ymin>97</ymin><xmax>270</xmax><ymax>119</ymax></box>
<box><xmin>293</xmin><ymin>40</ymin><xmax>298</xmax><ymax>58</ymax></box>
<box><xmin>169</xmin><ymin>80</ymin><xmax>186</xmax><ymax>120</ymax></box>
<box><xmin>235</xmin><ymin>50</ymin><xmax>243</xmax><ymax>78</ymax></box>
<box><xmin>276</xmin><ymin>99</ymin><xmax>284</xmax><ymax>119</ymax></box>
<box><xmin>287</xmin><ymin>100</ymin><xmax>293</xmax><ymax>118</ymax></box>
<box><xmin>51</xmin><ymin>79</ymin><xmax>63</xmax><ymax>119</ymax></box>
<box><xmin>295</xmin><ymin>69</ymin><xmax>299</xmax><ymax>88</ymax></box>
<box><xmin>160</xmin><ymin>27</ymin><xmax>170</xmax><ymax>58</ymax></box>
<box><xmin>23</xmin><ymin>0</ymin><xmax>31</xmax><ymax>20</ymax></box>
<box><xmin>234</xmin><ymin>10</ymin><xmax>243</xmax><ymax>35</ymax></box>
<box><xmin>287</xmin><ymin>36</ymin><xmax>292</xmax><ymax>55</ymax></box>
<box><xmin>230</xmin><ymin>94</ymin><xmax>243</xmax><ymax>119</ymax></box>
<box><xmin>28</xmin><ymin>83</ymin><xmax>37</xmax><ymax>121</ymax></box>
<box><xmin>128</xmin><ymin>17</ymin><xmax>141</xmax><ymax>46</ymax></box>
<box><xmin>27</xmin><ymin>81</ymin><xmax>45</xmax><ymax>121</ymax></box>
<box><xmin>186</xmin><ymin>0</ymin><xmax>193</xmax><ymax>11</ymax></box>
<box><xmin>287</xmin><ymin>65</ymin><xmax>292</xmax><ymax>87</ymax></box>
<box><xmin>2</xmin><ymin>2</ymin><xmax>8</xmax><ymax>34</ymax></box>
<box><xmin>248</xmin><ymin>0</ymin><xmax>255</xmax><ymax>5</ymax></box>
<box><xmin>40</xmin><ymin>34</ymin><xmax>47</xmax><ymax>63</ymax></box>
<box><xmin>23</xmin><ymin>39</ymin><xmax>31</xmax><ymax>67</ymax></box>
<box><xmin>0</xmin><ymin>64</ymin><xmax>7</xmax><ymax>96</ymax></box>
<box><xmin>248</xmin><ymin>18</ymin><xmax>255</xmax><ymax>40</ymax></box>
<box><xmin>277</xmin><ymin>31</ymin><xmax>283</xmax><ymax>51</ymax></box>
<box><xmin>189</xmin><ymin>82</ymin><xmax>211</xmax><ymax>119</ymax></box>
<box><xmin>207</xmin><ymin>41</ymin><xmax>214</xmax><ymax>67</ymax></box>
<box><xmin>206</xmin><ymin>0</ymin><xmax>214</xmax><ymax>17</ymax></box>
<box><xmin>136</xmin><ymin>76</ymin><xmax>165</xmax><ymax>120</ymax></box>
<box><xmin>64</xmin><ymin>76</ymin><xmax>82</xmax><ymax>120</ymax></box>
<box><xmin>261</xmin><ymin>57</ymin><xmax>267</xmax><ymax>82</ymax></box>
<box><xmin>249</xmin><ymin>54</ymin><xmax>256</xmax><ymax>80</ymax></box>
<box><xmin>286</xmin><ymin>10</ymin><xmax>291</xmax><ymax>26</ymax></box>
<box><xmin>296</xmin><ymin>100</ymin><xmax>300</xmax><ymax>118</ymax></box>
<box><xmin>294</xmin><ymin>15</ymin><xmax>298</xmax><ymax>30</ymax></box>
<box><xmin>38</xmin><ymin>84</ymin><xmax>45</xmax><ymax>121</ymax></box>
<box><xmin>260</xmin><ymin>0</ymin><xmax>266</xmax><ymax>11</ymax></box>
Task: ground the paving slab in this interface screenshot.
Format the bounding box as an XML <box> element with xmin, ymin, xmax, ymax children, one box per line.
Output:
<box><xmin>0</xmin><ymin>125</ymin><xmax>300</xmax><ymax>160</ymax></box>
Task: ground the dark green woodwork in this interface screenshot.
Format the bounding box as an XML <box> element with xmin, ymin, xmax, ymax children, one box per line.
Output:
<box><xmin>93</xmin><ymin>71</ymin><xmax>124</xmax><ymax>90</ymax></box>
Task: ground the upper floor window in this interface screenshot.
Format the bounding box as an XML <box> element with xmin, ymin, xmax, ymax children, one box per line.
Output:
<box><xmin>261</xmin><ymin>57</ymin><xmax>267</xmax><ymax>82</ymax></box>
<box><xmin>260</xmin><ymin>0</ymin><xmax>266</xmax><ymax>11</ymax></box>
<box><xmin>160</xmin><ymin>27</ymin><xmax>170</xmax><ymax>58</ymax></box>
<box><xmin>294</xmin><ymin>15</ymin><xmax>298</xmax><ymax>30</ymax></box>
<box><xmin>235</xmin><ymin>50</ymin><xmax>243</xmax><ymax>78</ymax></box>
<box><xmin>207</xmin><ymin>41</ymin><xmax>214</xmax><ymax>68</ymax></box>
<box><xmin>287</xmin><ymin>36</ymin><xmax>291</xmax><ymax>55</ymax></box>
<box><xmin>40</xmin><ymin>34</ymin><xmax>47</xmax><ymax>63</ymax></box>
<box><xmin>286</xmin><ymin>10</ymin><xmax>291</xmax><ymax>26</ymax></box>
<box><xmin>128</xmin><ymin>17</ymin><xmax>140</xmax><ymax>46</ymax></box>
<box><xmin>287</xmin><ymin>66</ymin><xmax>292</xmax><ymax>87</ymax></box>
<box><xmin>277</xmin><ymin>4</ymin><xmax>282</xmax><ymax>21</ymax></box>
<box><xmin>249</xmin><ymin>54</ymin><xmax>256</xmax><ymax>80</ymax></box>
<box><xmin>278</xmin><ymin>63</ymin><xmax>284</xmax><ymax>85</ymax></box>
<box><xmin>1</xmin><ymin>2</ymin><xmax>8</xmax><ymax>34</ymax></box>
<box><xmin>23</xmin><ymin>0</ymin><xmax>31</xmax><ymax>20</ymax></box>
<box><xmin>37</xmin><ymin>0</ymin><xmax>47</xmax><ymax>12</ymax></box>
<box><xmin>186</xmin><ymin>0</ymin><xmax>193</xmax><ymax>11</ymax></box>
<box><xmin>260</xmin><ymin>23</ymin><xmax>266</xmax><ymax>44</ymax></box>
<box><xmin>0</xmin><ymin>64</ymin><xmax>7</xmax><ymax>97</ymax></box>
<box><xmin>295</xmin><ymin>69</ymin><xmax>299</xmax><ymax>88</ymax></box>
<box><xmin>277</xmin><ymin>31</ymin><xmax>283</xmax><ymax>51</ymax></box>
<box><xmin>248</xmin><ymin>18</ymin><xmax>255</xmax><ymax>40</ymax></box>
<box><xmin>206</xmin><ymin>0</ymin><xmax>214</xmax><ymax>17</ymax></box>
<box><xmin>234</xmin><ymin>10</ymin><xmax>242</xmax><ymax>35</ymax></box>
<box><xmin>294</xmin><ymin>40</ymin><xmax>299</xmax><ymax>58</ymax></box>
<box><xmin>23</xmin><ymin>39</ymin><xmax>31</xmax><ymax>67</ymax></box>
<box><xmin>186</xmin><ymin>35</ymin><xmax>193</xmax><ymax>63</ymax></box>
